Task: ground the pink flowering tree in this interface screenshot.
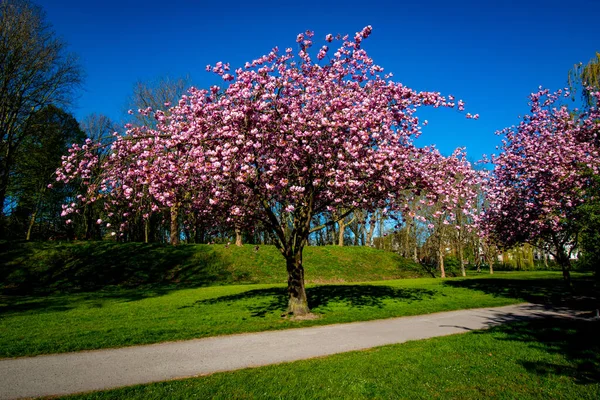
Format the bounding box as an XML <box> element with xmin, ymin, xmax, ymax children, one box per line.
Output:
<box><xmin>483</xmin><ymin>88</ymin><xmax>600</xmax><ymax>283</ymax></box>
<box><xmin>403</xmin><ymin>149</ymin><xmax>482</xmax><ymax>278</ymax></box>
<box><xmin>57</xmin><ymin>27</ymin><xmax>478</xmax><ymax>315</ymax></box>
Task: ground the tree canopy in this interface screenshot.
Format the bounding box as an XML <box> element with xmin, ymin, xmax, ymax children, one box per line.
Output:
<box><xmin>57</xmin><ymin>27</ymin><xmax>480</xmax><ymax>315</ymax></box>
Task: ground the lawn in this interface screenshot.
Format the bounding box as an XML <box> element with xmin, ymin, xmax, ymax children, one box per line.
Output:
<box><xmin>0</xmin><ymin>271</ymin><xmax>595</xmax><ymax>359</ymax></box>
<box><xmin>60</xmin><ymin>316</ymin><xmax>600</xmax><ymax>400</ymax></box>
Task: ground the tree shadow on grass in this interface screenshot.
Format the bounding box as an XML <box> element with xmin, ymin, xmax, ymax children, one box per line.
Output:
<box><xmin>0</xmin><ymin>240</ymin><xmax>241</xmax><ymax>294</ymax></box>
<box><xmin>189</xmin><ymin>285</ymin><xmax>438</xmax><ymax>317</ymax></box>
<box><xmin>444</xmin><ymin>277</ymin><xmax>599</xmax><ymax>311</ymax></box>
<box><xmin>482</xmin><ymin>316</ymin><xmax>600</xmax><ymax>385</ymax></box>
<box><xmin>0</xmin><ymin>240</ymin><xmax>243</xmax><ymax>316</ymax></box>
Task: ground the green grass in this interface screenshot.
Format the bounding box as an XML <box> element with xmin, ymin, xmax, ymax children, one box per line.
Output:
<box><xmin>0</xmin><ymin>271</ymin><xmax>595</xmax><ymax>359</ymax></box>
<box><xmin>61</xmin><ymin>317</ymin><xmax>600</xmax><ymax>400</ymax></box>
<box><xmin>0</xmin><ymin>241</ymin><xmax>427</xmax><ymax>294</ymax></box>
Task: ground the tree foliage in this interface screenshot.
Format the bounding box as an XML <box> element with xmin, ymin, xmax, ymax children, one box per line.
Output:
<box><xmin>569</xmin><ymin>52</ymin><xmax>600</xmax><ymax>108</ymax></box>
<box><xmin>483</xmin><ymin>88</ymin><xmax>600</xmax><ymax>283</ymax></box>
<box><xmin>0</xmin><ymin>0</ymin><xmax>82</xmax><ymax>233</ymax></box>
<box><xmin>6</xmin><ymin>105</ymin><xmax>84</xmax><ymax>239</ymax></box>
<box><xmin>57</xmin><ymin>27</ymin><xmax>480</xmax><ymax>315</ymax></box>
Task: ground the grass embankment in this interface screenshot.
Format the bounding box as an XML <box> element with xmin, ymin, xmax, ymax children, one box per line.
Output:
<box><xmin>0</xmin><ymin>271</ymin><xmax>595</xmax><ymax>359</ymax></box>
<box><xmin>0</xmin><ymin>241</ymin><xmax>427</xmax><ymax>294</ymax></box>
<box><xmin>62</xmin><ymin>317</ymin><xmax>600</xmax><ymax>400</ymax></box>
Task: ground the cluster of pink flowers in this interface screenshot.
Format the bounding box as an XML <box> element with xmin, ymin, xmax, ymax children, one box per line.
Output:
<box><xmin>482</xmin><ymin>88</ymin><xmax>600</xmax><ymax>248</ymax></box>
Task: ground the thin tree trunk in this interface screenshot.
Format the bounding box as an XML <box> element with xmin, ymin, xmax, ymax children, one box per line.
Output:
<box><xmin>438</xmin><ymin>241</ymin><xmax>446</xmax><ymax>278</ymax></box>
<box><xmin>338</xmin><ymin>220</ymin><xmax>345</xmax><ymax>246</ymax></box>
<box><xmin>26</xmin><ymin>209</ymin><xmax>37</xmax><ymax>241</ymax></box>
<box><xmin>235</xmin><ymin>228</ymin><xmax>243</xmax><ymax>246</ymax></box>
<box><xmin>556</xmin><ymin>250</ymin><xmax>572</xmax><ymax>286</ymax></box>
<box><xmin>487</xmin><ymin>254</ymin><xmax>494</xmax><ymax>275</ymax></box>
<box><xmin>0</xmin><ymin>155</ymin><xmax>12</xmax><ymax>231</ymax></box>
<box><xmin>404</xmin><ymin>223</ymin><xmax>410</xmax><ymax>258</ymax></box>
<box><xmin>366</xmin><ymin>217</ymin><xmax>376</xmax><ymax>246</ymax></box>
<box><xmin>26</xmin><ymin>187</ymin><xmax>45</xmax><ymax>241</ymax></box>
<box><xmin>458</xmin><ymin>241</ymin><xmax>466</xmax><ymax>277</ymax></box>
<box><xmin>85</xmin><ymin>205</ymin><xmax>95</xmax><ymax>240</ymax></box>
<box><xmin>144</xmin><ymin>218</ymin><xmax>150</xmax><ymax>243</ymax></box>
<box><xmin>170</xmin><ymin>204</ymin><xmax>179</xmax><ymax>245</ymax></box>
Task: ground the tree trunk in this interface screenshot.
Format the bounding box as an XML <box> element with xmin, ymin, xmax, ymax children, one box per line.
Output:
<box><xmin>170</xmin><ymin>204</ymin><xmax>179</xmax><ymax>245</ymax></box>
<box><xmin>458</xmin><ymin>242</ymin><xmax>466</xmax><ymax>277</ymax></box>
<box><xmin>438</xmin><ymin>243</ymin><xmax>446</xmax><ymax>278</ymax></box>
<box><xmin>366</xmin><ymin>217</ymin><xmax>376</xmax><ymax>247</ymax></box>
<box><xmin>285</xmin><ymin>249</ymin><xmax>310</xmax><ymax>316</ymax></box>
<box><xmin>235</xmin><ymin>228</ymin><xmax>243</xmax><ymax>246</ymax></box>
<box><xmin>144</xmin><ymin>218</ymin><xmax>150</xmax><ymax>243</ymax></box>
<box><xmin>26</xmin><ymin>209</ymin><xmax>37</xmax><ymax>241</ymax></box>
<box><xmin>556</xmin><ymin>250</ymin><xmax>572</xmax><ymax>286</ymax></box>
<box><xmin>0</xmin><ymin>155</ymin><xmax>12</xmax><ymax>231</ymax></box>
<box><xmin>338</xmin><ymin>220</ymin><xmax>345</xmax><ymax>246</ymax></box>
<box><xmin>26</xmin><ymin>187</ymin><xmax>45</xmax><ymax>241</ymax></box>
<box><xmin>487</xmin><ymin>254</ymin><xmax>494</xmax><ymax>275</ymax></box>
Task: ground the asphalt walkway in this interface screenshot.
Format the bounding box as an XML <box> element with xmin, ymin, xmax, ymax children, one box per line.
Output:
<box><xmin>0</xmin><ymin>303</ymin><xmax>579</xmax><ymax>399</ymax></box>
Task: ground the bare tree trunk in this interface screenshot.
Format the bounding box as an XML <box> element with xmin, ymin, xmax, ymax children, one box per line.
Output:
<box><xmin>26</xmin><ymin>187</ymin><xmax>45</xmax><ymax>241</ymax></box>
<box><xmin>26</xmin><ymin>209</ymin><xmax>37</xmax><ymax>241</ymax></box>
<box><xmin>170</xmin><ymin>204</ymin><xmax>179</xmax><ymax>245</ymax></box>
<box><xmin>235</xmin><ymin>228</ymin><xmax>243</xmax><ymax>246</ymax></box>
<box><xmin>438</xmin><ymin>241</ymin><xmax>446</xmax><ymax>278</ymax></box>
<box><xmin>487</xmin><ymin>254</ymin><xmax>494</xmax><ymax>275</ymax></box>
<box><xmin>338</xmin><ymin>220</ymin><xmax>345</xmax><ymax>246</ymax></box>
<box><xmin>438</xmin><ymin>247</ymin><xmax>446</xmax><ymax>278</ymax></box>
<box><xmin>366</xmin><ymin>215</ymin><xmax>376</xmax><ymax>247</ymax></box>
<box><xmin>144</xmin><ymin>218</ymin><xmax>150</xmax><ymax>243</ymax></box>
<box><xmin>458</xmin><ymin>241</ymin><xmax>466</xmax><ymax>277</ymax></box>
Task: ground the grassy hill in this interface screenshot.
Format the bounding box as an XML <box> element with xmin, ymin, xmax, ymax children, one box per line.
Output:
<box><xmin>0</xmin><ymin>241</ymin><xmax>428</xmax><ymax>294</ymax></box>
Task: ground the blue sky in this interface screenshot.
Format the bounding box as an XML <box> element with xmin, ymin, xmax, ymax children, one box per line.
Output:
<box><xmin>37</xmin><ymin>0</ymin><xmax>599</xmax><ymax>161</ymax></box>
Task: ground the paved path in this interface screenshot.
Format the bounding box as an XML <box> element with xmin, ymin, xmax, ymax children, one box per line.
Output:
<box><xmin>0</xmin><ymin>303</ymin><xmax>580</xmax><ymax>399</ymax></box>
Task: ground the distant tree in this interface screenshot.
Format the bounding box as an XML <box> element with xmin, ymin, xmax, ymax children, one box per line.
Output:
<box><xmin>124</xmin><ymin>75</ymin><xmax>193</xmax><ymax>245</ymax></box>
<box><xmin>483</xmin><ymin>88</ymin><xmax>600</xmax><ymax>284</ymax></box>
<box><xmin>7</xmin><ymin>106</ymin><xmax>84</xmax><ymax>239</ymax></box>
<box><xmin>0</xmin><ymin>0</ymin><xmax>82</xmax><ymax>233</ymax></box>
<box><xmin>125</xmin><ymin>76</ymin><xmax>192</xmax><ymax>128</ymax></box>
<box><xmin>569</xmin><ymin>53</ymin><xmax>600</xmax><ymax>280</ymax></box>
<box><xmin>568</xmin><ymin>52</ymin><xmax>600</xmax><ymax>108</ymax></box>
<box><xmin>76</xmin><ymin>114</ymin><xmax>119</xmax><ymax>240</ymax></box>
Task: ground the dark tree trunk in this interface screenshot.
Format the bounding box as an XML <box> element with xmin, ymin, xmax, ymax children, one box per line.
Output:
<box><xmin>285</xmin><ymin>248</ymin><xmax>310</xmax><ymax>315</ymax></box>
<box><xmin>551</xmin><ymin>234</ymin><xmax>572</xmax><ymax>287</ymax></box>
<box><xmin>0</xmin><ymin>155</ymin><xmax>12</xmax><ymax>234</ymax></box>
<box><xmin>84</xmin><ymin>205</ymin><xmax>97</xmax><ymax>240</ymax></box>
<box><xmin>170</xmin><ymin>204</ymin><xmax>179</xmax><ymax>245</ymax></box>
<box><xmin>556</xmin><ymin>250</ymin><xmax>572</xmax><ymax>286</ymax></box>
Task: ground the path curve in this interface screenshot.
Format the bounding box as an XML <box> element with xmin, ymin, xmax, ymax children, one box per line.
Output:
<box><xmin>0</xmin><ymin>303</ymin><xmax>580</xmax><ymax>399</ymax></box>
